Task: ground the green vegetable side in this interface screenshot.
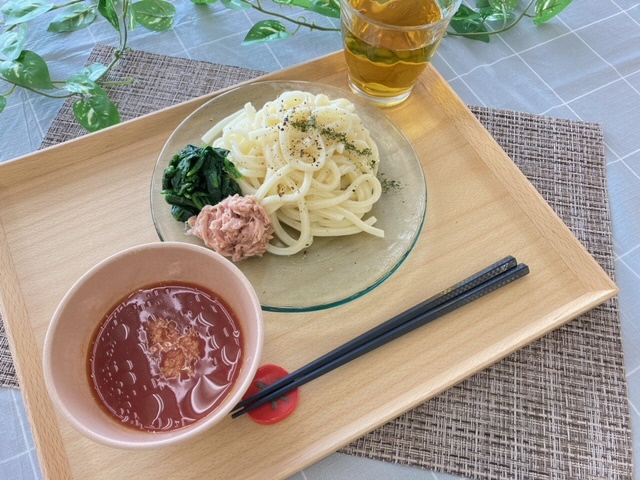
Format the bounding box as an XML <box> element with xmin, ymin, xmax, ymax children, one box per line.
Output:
<box><xmin>161</xmin><ymin>144</ymin><xmax>243</xmax><ymax>222</ymax></box>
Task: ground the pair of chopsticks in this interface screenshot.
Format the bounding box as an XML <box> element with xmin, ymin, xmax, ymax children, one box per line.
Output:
<box><xmin>232</xmin><ymin>256</ymin><xmax>529</xmax><ymax>419</ymax></box>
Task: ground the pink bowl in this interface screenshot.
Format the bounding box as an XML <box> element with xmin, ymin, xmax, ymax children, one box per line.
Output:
<box><xmin>43</xmin><ymin>242</ymin><xmax>263</xmax><ymax>449</ymax></box>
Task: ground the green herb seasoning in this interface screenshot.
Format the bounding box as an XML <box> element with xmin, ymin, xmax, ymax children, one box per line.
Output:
<box><xmin>289</xmin><ymin>113</ymin><xmax>374</xmax><ymax>162</ymax></box>
<box><xmin>379</xmin><ymin>174</ymin><xmax>403</xmax><ymax>194</ymax></box>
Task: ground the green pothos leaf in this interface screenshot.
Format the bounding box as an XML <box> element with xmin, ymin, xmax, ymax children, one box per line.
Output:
<box><xmin>190</xmin><ymin>0</ymin><xmax>217</xmax><ymax>4</ymax></box>
<box><xmin>308</xmin><ymin>0</ymin><xmax>340</xmax><ymax>18</ymax></box>
<box><xmin>65</xmin><ymin>74</ymin><xmax>107</xmax><ymax>96</ymax></box>
<box><xmin>242</xmin><ymin>20</ymin><xmax>291</xmax><ymax>45</ymax></box>
<box><xmin>273</xmin><ymin>0</ymin><xmax>312</xmax><ymax>7</ymax></box>
<box><xmin>534</xmin><ymin>0</ymin><xmax>572</xmax><ymax>25</ymax></box>
<box><xmin>488</xmin><ymin>0</ymin><xmax>518</xmax><ymax>10</ymax></box>
<box><xmin>77</xmin><ymin>63</ymin><xmax>109</xmax><ymax>82</ymax></box>
<box><xmin>0</xmin><ymin>96</ymin><xmax>6</xmax><ymax>113</ymax></box>
<box><xmin>0</xmin><ymin>23</ymin><xmax>27</xmax><ymax>61</ymax></box>
<box><xmin>73</xmin><ymin>94</ymin><xmax>121</xmax><ymax>132</ymax></box>
<box><xmin>132</xmin><ymin>0</ymin><xmax>176</xmax><ymax>31</ymax></box>
<box><xmin>125</xmin><ymin>3</ymin><xmax>137</xmax><ymax>30</ymax></box>
<box><xmin>221</xmin><ymin>0</ymin><xmax>251</xmax><ymax>9</ymax></box>
<box><xmin>47</xmin><ymin>4</ymin><xmax>98</xmax><ymax>33</ymax></box>
<box><xmin>477</xmin><ymin>0</ymin><xmax>516</xmax><ymax>22</ymax></box>
<box><xmin>0</xmin><ymin>50</ymin><xmax>55</xmax><ymax>90</ymax></box>
<box><xmin>482</xmin><ymin>8</ymin><xmax>516</xmax><ymax>22</ymax></box>
<box><xmin>271</xmin><ymin>0</ymin><xmax>339</xmax><ymax>16</ymax></box>
<box><xmin>449</xmin><ymin>5</ymin><xmax>491</xmax><ymax>42</ymax></box>
<box><xmin>0</xmin><ymin>0</ymin><xmax>54</xmax><ymax>26</ymax></box>
<box><xmin>98</xmin><ymin>0</ymin><xmax>121</xmax><ymax>31</ymax></box>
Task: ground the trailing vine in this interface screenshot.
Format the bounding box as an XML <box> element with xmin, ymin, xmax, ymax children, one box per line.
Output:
<box><xmin>0</xmin><ymin>0</ymin><xmax>572</xmax><ymax>132</ymax></box>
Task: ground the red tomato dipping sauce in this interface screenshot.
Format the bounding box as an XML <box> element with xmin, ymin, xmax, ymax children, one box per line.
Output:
<box><xmin>88</xmin><ymin>282</ymin><xmax>243</xmax><ymax>432</ymax></box>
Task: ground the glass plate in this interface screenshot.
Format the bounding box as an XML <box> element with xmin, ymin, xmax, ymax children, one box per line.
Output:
<box><xmin>150</xmin><ymin>80</ymin><xmax>426</xmax><ymax>312</ymax></box>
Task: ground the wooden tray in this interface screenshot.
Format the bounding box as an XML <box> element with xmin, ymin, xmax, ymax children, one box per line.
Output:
<box><xmin>0</xmin><ymin>52</ymin><xmax>617</xmax><ymax>479</ymax></box>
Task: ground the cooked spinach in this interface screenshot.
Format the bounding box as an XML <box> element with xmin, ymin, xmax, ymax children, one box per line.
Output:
<box><xmin>161</xmin><ymin>144</ymin><xmax>242</xmax><ymax>222</ymax></box>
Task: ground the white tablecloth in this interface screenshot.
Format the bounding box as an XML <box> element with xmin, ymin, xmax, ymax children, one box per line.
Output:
<box><xmin>2</xmin><ymin>1</ymin><xmax>639</xmax><ymax>479</ymax></box>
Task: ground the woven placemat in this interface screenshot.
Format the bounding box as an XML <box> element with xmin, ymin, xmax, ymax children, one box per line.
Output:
<box><xmin>0</xmin><ymin>319</ymin><xmax>17</xmax><ymax>388</ymax></box>
<box><xmin>1</xmin><ymin>44</ymin><xmax>632</xmax><ymax>479</ymax></box>
<box><xmin>341</xmin><ymin>109</ymin><xmax>632</xmax><ymax>479</ymax></box>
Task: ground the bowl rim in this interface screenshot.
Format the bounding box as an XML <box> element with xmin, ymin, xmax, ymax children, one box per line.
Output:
<box><xmin>42</xmin><ymin>241</ymin><xmax>264</xmax><ymax>449</ymax></box>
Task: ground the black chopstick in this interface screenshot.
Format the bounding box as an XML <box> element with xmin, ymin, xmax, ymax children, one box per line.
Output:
<box><xmin>232</xmin><ymin>257</ymin><xmax>529</xmax><ymax>419</ymax></box>
<box><xmin>233</xmin><ymin>256</ymin><xmax>516</xmax><ymax>414</ymax></box>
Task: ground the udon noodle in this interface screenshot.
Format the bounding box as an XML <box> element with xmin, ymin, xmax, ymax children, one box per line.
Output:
<box><xmin>201</xmin><ymin>90</ymin><xmax>383</xmax><ymax>256</ymax></box>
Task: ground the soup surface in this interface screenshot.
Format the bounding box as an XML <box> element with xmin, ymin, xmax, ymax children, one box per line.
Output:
<box><xmin>88</xmin><ymin>282</ymin><xmax>243</xmax><ymax>432</ymax></box>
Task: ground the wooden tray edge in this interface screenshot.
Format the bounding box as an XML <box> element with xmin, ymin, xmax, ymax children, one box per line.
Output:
<box><xmin>0</xmin><ymin>50</ymin><xmax>620</xmax><ymax>478</ymax></box>
<box><xmin>0</xmin><ymin>220</ymin><xmax>71</xmax><ymax>479</ymax></box>
<box><xmin>421</xmin><ymin>68</ymin><xmax>618</xmax><ymax>294</ymax></box>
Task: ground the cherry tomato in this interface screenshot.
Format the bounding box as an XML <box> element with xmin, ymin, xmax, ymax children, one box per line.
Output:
<box><xmin>242</xmin><ymin>364</ymin><xmax>300</xmax><ymax>425</ymax></box>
